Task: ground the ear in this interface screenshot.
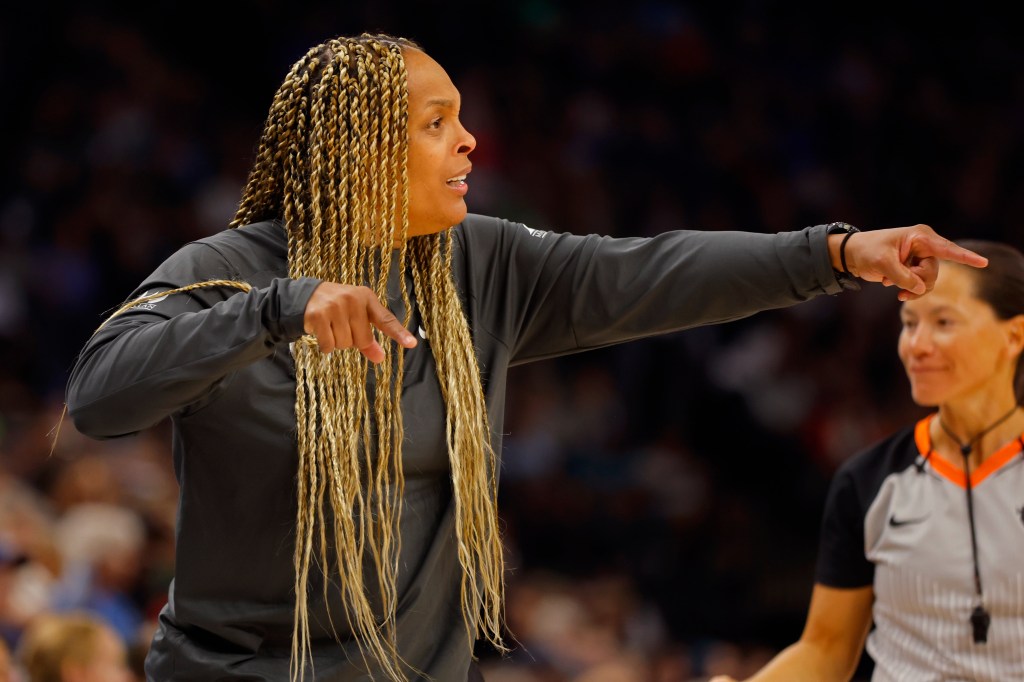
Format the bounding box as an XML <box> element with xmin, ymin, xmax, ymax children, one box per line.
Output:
<box><xmin>1005</xmin><ymin>314</ymin><xmax>1024</xmax><ymax>360</ymax></box>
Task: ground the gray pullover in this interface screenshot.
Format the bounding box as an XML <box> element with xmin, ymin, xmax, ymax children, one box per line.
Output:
<box><xmin>66</xmin><ymin>214</ymin><xmax>843</xmax><ymax>680</ymax></box>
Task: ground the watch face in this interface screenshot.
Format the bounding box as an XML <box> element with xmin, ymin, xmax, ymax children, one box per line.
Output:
<box><xmin>827</xmin><ymin>221</ymin><xmax>859</xmax><ymax>234</ymax></box>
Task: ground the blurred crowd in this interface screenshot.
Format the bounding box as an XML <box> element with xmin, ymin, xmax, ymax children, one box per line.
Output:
<box><xmin>2</xmin><ymin>2</ymin><xmax>1022</xmax><ymax>680</ymax></box>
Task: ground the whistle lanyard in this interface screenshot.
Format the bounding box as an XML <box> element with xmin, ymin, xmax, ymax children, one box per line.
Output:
<box><xmin>936</xmin><ymin>405</ymin><xmax>1020</xmax><ymax>644</ymax></box>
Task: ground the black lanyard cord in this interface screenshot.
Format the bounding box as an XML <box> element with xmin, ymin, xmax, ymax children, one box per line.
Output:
<box><xmin>961</xmin><ymin>459</ymin><xmax>983</xmax><ymax>599</ymax></box>
<box><xmin>938</xmin><ymin>405</ymin><xmax>1020</xmax><ymax>459</ymax></box>
<box><xmin>961</xmin><ymin>454</ymin><xmax>991</xmax><ymax>644</ymax></box>
<box><xmin>936</xmin><ymin>408</ymin><xmax>1019</xmax><ymax>645</ymax></box>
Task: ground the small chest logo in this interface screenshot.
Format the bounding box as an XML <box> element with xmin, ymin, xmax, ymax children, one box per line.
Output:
<box><xmin>888</xmin><ymin>513</ymin><xmax>929</xmax><ymax>528</ymax></box>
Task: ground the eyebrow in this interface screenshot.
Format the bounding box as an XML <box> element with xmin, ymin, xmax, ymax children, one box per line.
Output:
<box><xmin>901</xmin><ymin>304</ymin><xmax>959</xmax><ymax>317</ymax></box>
<box><xmin>424</xmin><ymin>97</ymin><xmax>457</xmax><ymax>109</ymax></box>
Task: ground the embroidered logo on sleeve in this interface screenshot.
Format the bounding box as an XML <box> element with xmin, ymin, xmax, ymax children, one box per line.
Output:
<box><xmin>521</xmin><ymin>224</ymin><xmax>547</xmax><ymax>239</ymax></box>
<box><xmin>133</xmin><ymin>290</ymin><xmax>171</xmax><ymax>311</ymax></box>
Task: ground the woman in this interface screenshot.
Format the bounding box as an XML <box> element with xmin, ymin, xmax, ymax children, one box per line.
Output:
<box><xmin>64</xmin><ymin>32</ymin><xmax>984</xmax><ymax>682</ymax></box>
<box><xmin>712</xmin><ymin>240</ymin><xmax>1024</xmax><ymax>682</ymax></box>
<box><xmin>17</xmin><ymin>612</ymin><xmax>133</xmax><ymax>682</ymax></box>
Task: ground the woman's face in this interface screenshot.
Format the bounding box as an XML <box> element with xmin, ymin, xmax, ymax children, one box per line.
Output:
<box><xmin>898</xmin><ymin>265</ymin><xmax>1022</xmax><ymax>407</ymax></box>
<box><xmin>67</xmin><ymin>627</ymin><xmax>132</xmax><ymax>682</ymax></box>
<box><xmin>403</xmin><ymin>48</ymin><xmax>477</xmax><ymax>237</ymax></box>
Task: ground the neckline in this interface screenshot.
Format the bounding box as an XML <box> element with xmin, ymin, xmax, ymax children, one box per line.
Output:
<box><xmin>914</xmin><ymin>414</ymin><xmax>1024</xmax><ymax>488</ymax></box>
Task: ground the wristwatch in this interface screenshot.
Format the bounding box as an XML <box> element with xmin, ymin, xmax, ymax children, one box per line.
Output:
<box><xmin>826</xmin><ymin>221</ymin><xmax>862</xmax><ymax>291</ymax></box>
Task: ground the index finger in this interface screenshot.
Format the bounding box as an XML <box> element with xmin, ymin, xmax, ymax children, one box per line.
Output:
<box><xmin>907</xmin><ymin>234</ymin><xmax>988</xmax><ymax>268</ymax></box>
<box><xmin>366</xmin><ymin>299</ymin><xmax>418</xmax><ymax>349</ymax></box>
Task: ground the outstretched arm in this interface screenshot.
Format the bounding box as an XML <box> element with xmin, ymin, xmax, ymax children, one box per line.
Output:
<box><xmin>710</xmin><ymin>584</ymin><xmax>874</xmax><ymax>682</ymax></box>
<box><xmin>828</xmin><ymin>223</ymin><xmax>988</xmax><ymax>301</ymax></box>
<box><xmin>455</xmin><ymin>216</ymin><xmax>985</xmax><ymax>365</ymax></box>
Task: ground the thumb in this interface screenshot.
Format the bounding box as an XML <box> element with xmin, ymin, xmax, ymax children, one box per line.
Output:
<box><xmin>884</xmin><ymin>256</ymin><xmax>927</xmax><ymax>296</ymax></box>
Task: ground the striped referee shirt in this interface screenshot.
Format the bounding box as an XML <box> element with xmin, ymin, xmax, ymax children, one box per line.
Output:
<box><xmin>816</xmin><ymin>415</ymin><xmax>1024</xmax><ymax>681</ymax></box>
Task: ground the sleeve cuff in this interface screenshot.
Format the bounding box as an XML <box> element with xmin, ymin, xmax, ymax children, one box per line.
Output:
<box><xmin>808</xmin><ymin>224</ymin><xmax>850</xmax><ymax>295</ymax></box>
<box><xmin>276</xmin><ymin>277</ymin><xmax>322</xmax><ymax>340</ymax></box>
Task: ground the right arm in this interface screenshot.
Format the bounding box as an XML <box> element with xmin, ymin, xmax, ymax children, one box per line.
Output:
<box><xmin>711</xmin><ymin>584</ymin><xmax>873</xmax><ymax>682</ymax></box>
<box><xmin>67</xmin><ymin>240</ymin><xmax>416</xmax><ymax>439</ymax></box>
<box><xmin>66</xmin><ymin>242</ymin><xmax>322</xmax><ymax>437</ymax></box>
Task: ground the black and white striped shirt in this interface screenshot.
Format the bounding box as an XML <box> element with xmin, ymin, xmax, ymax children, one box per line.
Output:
<box><xmin>817</xmin><ymin>415</ymin><xmax>1024</xmax><ymax>681</ymax></box>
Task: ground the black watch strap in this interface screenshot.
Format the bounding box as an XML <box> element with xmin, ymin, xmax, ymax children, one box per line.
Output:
<box><xmin>825</xmin><ymin>222</ymin><xmax>862</xmax><ymax>291</ymax></box>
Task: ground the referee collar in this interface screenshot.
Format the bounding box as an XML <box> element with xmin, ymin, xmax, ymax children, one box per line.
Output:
<box><xmin>915</xmin><ymin>413</ymin><xmax>1024</xmax><ymax>488</ymax></box>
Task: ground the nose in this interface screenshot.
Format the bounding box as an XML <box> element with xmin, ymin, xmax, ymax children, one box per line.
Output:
<box><xmin>456</xmin><ymin>121</ymin><xmax>476</xmax><ymax>156</ymax></box>
<box><xmin>905</xmin><ymin>324</ymin><xmax>934</xmax><ymax>355</ymax></box>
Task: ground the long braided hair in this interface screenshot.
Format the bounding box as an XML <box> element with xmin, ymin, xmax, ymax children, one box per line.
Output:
<box><xmin>230</xmin><ymin>33</ymin><xmax>506</xmax><ymax>680</ymax></box>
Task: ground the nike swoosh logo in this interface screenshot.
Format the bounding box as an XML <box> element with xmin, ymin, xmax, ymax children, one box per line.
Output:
<box><xmin>889</xmin><ymin>514</ymin><xmax>929</xmax><ymax>527</ymax></box>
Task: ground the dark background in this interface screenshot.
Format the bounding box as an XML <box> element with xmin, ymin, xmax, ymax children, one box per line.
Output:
<box><xmin>1</xmin><ymin>2</ymin><xmax>1021</xmax><ymax>679</ymax></box>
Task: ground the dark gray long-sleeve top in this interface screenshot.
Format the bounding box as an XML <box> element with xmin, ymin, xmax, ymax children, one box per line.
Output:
<box><xmin>66</xmin><ymin>214</ymin><xmax>844</xmax><ymax>680</ymax></box>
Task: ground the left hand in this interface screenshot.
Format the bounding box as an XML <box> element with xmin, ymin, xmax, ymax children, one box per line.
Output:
<box><xmin>829</xmin><ymin>224</ymin><xmax>988</xmax><ymax>301</ymax></box>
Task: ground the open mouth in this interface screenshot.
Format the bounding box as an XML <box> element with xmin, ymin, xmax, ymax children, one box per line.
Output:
<box><xmin>446</xmin><ymin>175</ymin><xmax>467</xmax><ymax>187</ymax></box>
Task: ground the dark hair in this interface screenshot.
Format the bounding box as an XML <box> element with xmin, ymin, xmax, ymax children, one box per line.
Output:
<box><xmin>956</xmin><ymin>239</ymin><xmax>1024</xmax><ymax>402</ymax></box>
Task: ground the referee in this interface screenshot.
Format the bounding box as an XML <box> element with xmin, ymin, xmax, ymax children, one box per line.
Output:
<box><xmin>714</xmin><ymin>240</ymin><xmax>1024</xmax><ymax>682</ymax></box>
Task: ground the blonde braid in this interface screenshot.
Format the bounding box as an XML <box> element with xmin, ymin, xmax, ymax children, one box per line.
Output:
<box><xmin>278</xmin><ymin>38</ymin><xmax>401</xmax><ymax>680</ymax></box>
<box><xmin>92</xmin><ymin>280</ymin><xmax>253</xmax><ymax>333</ymax></box>
<box><xmin>283</xmin><ymin>54</ymin><xmax>321</xmax><ymax>677</ymax></box>
<box><xmin>312</xmin><ymin>53</ymin><xmax>350</xmax><ymax>645</ymax></box>
<box><xmin>47</xmin><ymin>278</ymin><xmax>256</xmax><ymax>459</ymax></box>
<box><xmin>410</xmin><ymin>236</ymin><xmax>508</xmax><ymax>653</ymax></box>
<box><xmin>232</xmin><ymin>45</ymin><xmax>319</xmax><ymax>230</ymax></box>
<box><xmin>364</xmin><ymin>42</ymin><xmax>404</xmax><ymax>643</ymax></box>
<box><xmin>226</xmin><ymin>34</ymin><xmax>507</xmax><ymax>680</ymax></box>
<box><xmin>377</xmin><ymin>47</ymin><xmax>413</xmax><ymax>650</ymax></box>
